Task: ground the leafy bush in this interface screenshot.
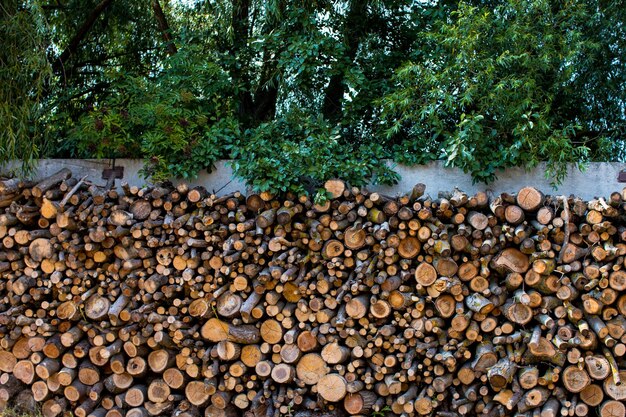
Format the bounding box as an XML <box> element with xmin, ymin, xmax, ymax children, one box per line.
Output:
<box><xmin>230</xmin><ymin>112</ymin><xmax>399</xmax><ymax>195</ymax></box>
<box><xmin>63</xmin><ymin>50</ymin><xmax>398</xmax><ymax>193</ymax></box>
<box><xmin>64</xmin><ymin>46</ymin><xmax>237</xmax><ymax>182</ymax></box>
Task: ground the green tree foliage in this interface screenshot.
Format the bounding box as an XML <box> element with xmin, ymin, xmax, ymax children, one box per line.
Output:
<box><xmin>1</xmin><ymin>0</ymin><xmax>625</xmax><ymax>193</ymax></box>
<box><xmin>63</xmin><ymin>45</ymin><xmax>238</xmax><ymax>182</ymax></box>
<box><xmin>230</xmin><ymin>111</ymin><xmax>399</xmax><ymax>194</ymax></box>
<box><xmin>383</xmin><ymin>0</ymin><xmax>626</xmax><ymax>184</ymax></box>
<box><xmin>0</xmin><ymin>1</ymin><xmax>52</xmax><ymax>173</ymax></box>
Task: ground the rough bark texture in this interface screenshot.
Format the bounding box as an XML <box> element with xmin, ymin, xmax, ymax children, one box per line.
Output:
<box><xmin>0</xmin><ymin>172</ymin><xmax>625</xmax><ymax>417</ymax></box>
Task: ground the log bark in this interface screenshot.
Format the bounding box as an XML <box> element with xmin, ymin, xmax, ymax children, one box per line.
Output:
<box><xmin>2</xmin><ymin>175</ymin><xmax>626</xmax><ymax>417</ymax></box>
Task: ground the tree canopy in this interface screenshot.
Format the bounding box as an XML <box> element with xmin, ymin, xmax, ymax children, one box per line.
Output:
<box><xmin>1</xmin><ymin>0</ymin><xmax>625</xmax><ymax>193</ymax></box>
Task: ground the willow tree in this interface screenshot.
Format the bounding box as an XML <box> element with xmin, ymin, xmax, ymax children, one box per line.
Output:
<box><xmin>0</xmin><ymin>1</ymin><xmax>52</xmax><ymax>173</ymax></box>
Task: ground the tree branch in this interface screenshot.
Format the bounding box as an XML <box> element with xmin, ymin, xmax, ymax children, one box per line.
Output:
<box><xmin>52</xmin><ymin>0</ymin><xmax>114</xmax><ymax>76</ymax></box>
<box><xmin>151</xmin><ymin>0</ymin><xmax>177</xmax><ymax>55</ymax></box>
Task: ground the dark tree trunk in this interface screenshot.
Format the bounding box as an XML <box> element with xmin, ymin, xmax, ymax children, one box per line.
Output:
<box><xmin>151</xmin><ymin>0</ymin><xmax>177</xmax><ymax>55</ymax></box>
<box><xmin>231</xmin><ymin>0</ymin><xmax>255</xmax><ymax>125</ymax></box>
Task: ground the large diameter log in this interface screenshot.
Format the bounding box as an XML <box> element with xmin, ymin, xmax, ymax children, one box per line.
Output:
<box><xmin>518</xmin><ymin>387</ymin><xmax>550</xmax><ymax>413</ymax></box>
<box><xmin>322</xmin><ymin>239</ymin><xmax>344</xmax><ymax>259</ymax></box>
<box><xmin>343</xmin><ymin>391</ymin><xmax>376</xmax><ymax>415</ymax></box>
<box><xmin>415</xmin><ymin>263</ymin><xmax>437</xmax><ymax>287</ymax></box>
<box><xmin>599</xmin><ymin>400</ymin><xmax>625</xmax><ymax>417</ymax></box>
<box><xmin>585</xmin><ymin>355</ymin><xmax>610</xmax><ymax>380</ymax></box>
<box><xmin>324</xmin><ymin>179</ymin><xmax>346</xmax><ymax>199</ymax></box>
<box><xmin>201</xmin><ymin>318</ymin><xmax>260</xmax><ymax>344</ymax></box>
<box><xmin>580</xmin><ymin>384</ymin><xmax>604</xmax><ymax>407</ymax></box>
<box><xmin>562</xmin><ymin>365</ymin><xmax>590</xmax><ymax>393</ymax></box>
<box><xmin>471</xmin><ymin>342</ymin><xmax>498</xmax><ymax>372</ymax></box>
<box><xmin>85</xmin><ymin>295</ymin><xmax>111</xmax><ymax>321</ymax></box>
<box><xmin>491</xmin><ymin>248</ymin><xmax>529</xmax><ymax>273</ymax></box>
<box><xmin>271</xmin><ymin>364</ymin><xmax>295</xmax><ymax>384</ymax></box>
<box><xmin>185</xmin><ymin>380</ymin><xmax>216</xmax><ymax>406</ymax></box>
<box><xmin>604</xmin><ymin>371</ymin><xmax>626</xmax><ymax>400</ymax></box>
<box><xmin>516</xmin><ymin>186</ymin><xmax>544</xmax><ymax>211</ymax></box>
<box><xmin>296</xmin><ymin>354</ymin><xmax>328</xmax><ymax>385</ymax></box>
<box><xmin>397</xmin><ymin>237</ymin><xmax>420</xmax><ymax>259</ymax></box>
<box><xmin>317</xmin><ymin>374</ymin><xmax>347</xmax><ymax>402</ymax></box>
<box><xmin>29</xmin><ymin>238</ymin><xmax>53</xmax><ymax>263</ymax></box>
<box><xmin>0</xmin><ymin>351</ymin><xmax>17</xmax><ymax>372</ymax></box>
<box><xmin>259</xmin><ymin>319</ymin><xmax>283</xmax><ymax>344</ymax></box>
<box><xmin>147</xmin><ymin>379</ymin><xmax>171</xmax><ymax>403</ymax></box>
<box><xmin>215</xmin><ymin>292</ymin><xmax>242</xmax><ymax>318</ymax></box>
<box><xmin>502</xmin><ymin>300</ymin><xmax>533</xmax><ymax>325</ymax></box>
<box><xmin>344</xmin><ymin>225</ymin><xmax>366</xmax><ymax>250</ymax></box>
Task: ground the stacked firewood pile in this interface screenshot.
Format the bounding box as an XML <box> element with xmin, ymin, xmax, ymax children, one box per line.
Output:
<box><xmin>0</xmin><ymin>169</ymin><xmax>625</xmax><ymax>417</ymax></box>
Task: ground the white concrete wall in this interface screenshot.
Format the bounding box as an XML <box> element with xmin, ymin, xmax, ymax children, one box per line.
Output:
<box><xmin>2</xmin><ymin>159</ymin><xmax>625</xmax><ymax>200</ymax></box>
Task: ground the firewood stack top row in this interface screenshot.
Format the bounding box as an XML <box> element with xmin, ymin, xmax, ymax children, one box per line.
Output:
<box><xmin>0</xmin><ymin>169</ymin><xmax>625</xmax><ymax>417</ymax></box>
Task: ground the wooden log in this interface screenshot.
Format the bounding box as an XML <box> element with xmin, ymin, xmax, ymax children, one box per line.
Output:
<box><xmin>317</xmin><ymin>374</ymin><xmax>347</xmax><ymax>402</ymax></box>
<box><xmin>562</xmin><ymin>365</ymin><xmax>590</xmax><ymax>393</ymax></box>
<box><xmin>201</xmin><ymin>318</ymin><xmax>260</xmax><ymax>344</ymax></box>
<box><xmin>5</xmin><ymin>173</ymin><xmax>626</xmax><ymax>417</ymax></box>
<box><xmin>415</xmin><ymin>263</ymin><xmax>437</xmax><ymax>287</ymax></box>
<box><xmin>185</xmin><ymin>380</ymin><xmax>215</xmax><ymax>406</ymax></box>
<box><xmin>580</xmin><ymin>384</ymin><xmax>604</xmax><ymax>407</ymax></box>
<box><xmin>487</xmin><ymin>358</ymin><xmax>516</xmax><ymax>390</ymax></box>
<box><xmin>343</xmin><ymin>391</ymin><xmax>376</xmax><ymax>415</ymax></box>
<box><xmin>516</xmin><ymin>187</ymin><xmax>544</xmax><ymax>212</ymax></box>
<box><xmin>599</xmin><ymin>400</ymin><xmax>625</xmax><ymax>417</ymax></box>
<box><xmin>604</xmin><ymin>370</ymin><xmax>626</xmax><ymax>400</ymax></box>
<box><xmin>296</xmin><ymin>353</ymin><xmax>328</xmax><ymax>385</ymax></box>
<box><xmin>32</xmin><ymin>168</ymin><xmax>72</xmax><ymax>198</ymax></box>
<box><xmin>585</xmin><ymin>355</ymin><xmax>610</xmax><ymax>380</ymax></box>
<box><xmin>147</xmin><ymin>379</ymin><xmax>170</xmax><ymax>403</ymax></box>
<box><xmin>492</xmin><ymin>248</ymin><xmax>530</xmax><ymax>273</ymax></box>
